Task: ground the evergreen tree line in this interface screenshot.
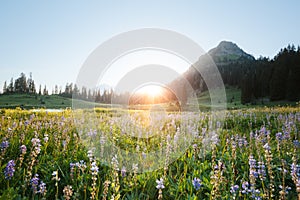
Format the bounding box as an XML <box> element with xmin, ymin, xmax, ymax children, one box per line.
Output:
<box><xmin>1</xmin><ymin>73</ymin><xmax>181</xmax><ymax>105</ymax></box>
<box><xmin>184</xmin><ymin>44</ymin><xmax>300</xmax><ymax>104</ymax></box>
<box><xmin>1</xmin><ymin>73</ymin><xmax>116</xmax><ymax>104</ymax></box>
<box><xmin>2</xmin><ymin>73</ymin><xmax>37</xmax><ymax>94</ymax></box>
<box><xmin>237</xmin><ymin>45</ymin><xmax>300</xmax><ymax>104</ymax></box>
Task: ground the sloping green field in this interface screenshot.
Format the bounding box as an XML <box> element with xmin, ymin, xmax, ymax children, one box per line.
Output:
<box><xmin>197</xmin><ymin>86</ymin><xmax>297</xmax><ymax>110</ymax></box>
<box><xmin>0</xmin><ymin>89</ymin><xmax>297</xmax><ymax>110</ymax></box>
<box><xmin>0</xmin><ymin>94</ymin><xmax>71</xmax><ymax>109</ymax></box>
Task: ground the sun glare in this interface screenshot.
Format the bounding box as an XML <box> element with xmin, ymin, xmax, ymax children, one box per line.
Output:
<box><xmin>136</xmin><ymin>85</ymin><xmax>163</xmax><ymax>97</ymax></box>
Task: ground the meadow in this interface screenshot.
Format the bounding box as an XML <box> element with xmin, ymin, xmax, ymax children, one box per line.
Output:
<box><xmin>0</xmin><ymin>106</ymin><xmax>299</xmax><ymax>199</ymax></box>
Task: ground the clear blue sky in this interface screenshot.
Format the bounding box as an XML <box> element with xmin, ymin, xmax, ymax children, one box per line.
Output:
<box><xmin>0</xmin><ymin>1</ymin><xmax>300</xmax><ymax>92</ymax></box>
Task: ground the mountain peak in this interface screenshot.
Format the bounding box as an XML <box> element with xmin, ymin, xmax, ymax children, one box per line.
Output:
<box><xmin>218</xmin><ymin>41</ymin><xmax>239</xmax><ymax>49</ymax></box>
<box><xmin>208</xmin><ymin>41</ymin><xmax>254</xmax><ymax>61</ymax></box>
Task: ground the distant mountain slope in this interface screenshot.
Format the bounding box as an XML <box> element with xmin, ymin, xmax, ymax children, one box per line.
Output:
<box><xmin>208</xmin><ymin>41</ymin><xmax>254</xmax><ymax>62</ymax></box>
<box><xmin>169</xmin><ymin>41</ymin><xmax>255</xmax><ymax>98</ymax></box>
<box><xmin>169</xmin><ymin>41</ymin><xmax>300</xmax><ymax>104</ymax></box>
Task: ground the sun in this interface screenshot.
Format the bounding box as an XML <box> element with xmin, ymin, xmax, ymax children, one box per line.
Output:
<box><xmin>136</xmin><ymin>85</ymin><xmax>163</xmax><ymax>97</ymax></box>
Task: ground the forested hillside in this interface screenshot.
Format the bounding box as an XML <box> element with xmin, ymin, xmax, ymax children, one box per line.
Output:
<box><xmin>179</xmin><ymin>41</ymin><xmax>300</xmax><ymax>104</ymax></box>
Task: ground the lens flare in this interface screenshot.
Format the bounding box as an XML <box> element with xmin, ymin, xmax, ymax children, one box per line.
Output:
<box><xmin>136</xmin><ymin>85</ymin><xmax>163</xmax><ymax>97</ymax></box>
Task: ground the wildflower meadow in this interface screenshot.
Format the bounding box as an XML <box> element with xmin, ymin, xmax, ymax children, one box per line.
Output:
<box><xmin>0</xmin><ymin>106</ymin><xmax>299</xmax><ymax>199</ymax></box>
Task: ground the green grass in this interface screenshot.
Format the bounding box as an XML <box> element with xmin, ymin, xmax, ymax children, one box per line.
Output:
<box><xmin>0</xmin><ymin>90</ymin><xmax>298</xmax><ymax>110</ymax></box>
<box><xmin>0</xmin><ymin>106</ymin><xmax>299</xmax><ymax>199</ymax></box>
<box><xmin>0</xmin><ymin>94</ymin><xmax>72</xmax><ymax>109</ymax></box>
<box><xmin>0</xmin><ymin>94</ymin><xmax>119</xmax><ymax>109</ymax></box>
<box><xmin>196</xmin><ymin>86</ymin><xmax>298</xmax><ymax>110</ymax></box>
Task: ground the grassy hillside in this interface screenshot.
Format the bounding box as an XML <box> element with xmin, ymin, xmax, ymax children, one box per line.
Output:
<box><xmin>197</xmin><ymin>86</ymin><xmax>298</xmax><ymax>110</ymax></box>
<box><xmin>0</xmin><ymin>94</ymin><xmax>72</xmax><ymax>109</ymax></box>
<box><xmin>0</xmin><ymin>94</ymin><xmax>122</xmax><ymax>109</ymax></box>
<box><xmin>0</xmin><ymin>90</ymin><xmax>298</xmax><ymax>110</ymax></box>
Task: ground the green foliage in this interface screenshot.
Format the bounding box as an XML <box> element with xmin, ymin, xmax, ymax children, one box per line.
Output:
<box><xmin>0</xmin><ymin>94</ymin><xmax>72</xmax><ymax>109</ymax></box>
<box><xmin>0</xmin><ymin>107</ymin><xmax>299</xmax><ymax>199</ymax></box>
<box><xmin>183</xmin><ymin>43</ymin><xmax>300</xmax><ymax>104</ymax></box>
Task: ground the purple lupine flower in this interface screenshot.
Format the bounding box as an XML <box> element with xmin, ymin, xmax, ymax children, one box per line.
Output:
<box><xmin>100</xmin><ymin>136</ymin><xmax>105</xmax><ymax>144</ymax></box>
<box><xmin>31</xmin><ymin>138</ymin><xmax>40</xmax><ymax>146</ymax></box>
<box><xmin>257</xmin><ymin>161</ymin><xmax>266</xmax><ymax>180</ymax></box>
<box><xmin>156</xmin><ymin>178</ymin><xmax>165</xmax><ymax>189</ymax></box>
<box><xmin>52</xmin><ymin>170</ymin><xmax>61</xmax><ymax>183</ymax></box>
<box><xmin>214</xmin><ymin>164</ymin><xmax>219</xmax><ymax>170</ymax></box>
<box><xmin>290</xmin><ymin>164</ymin><xmax>300</xmax><ymax>177</ymax></box>
<box><xmin>279</xmin><ymin>185</ymin><xmax>292</xmax><ymax>194</ymax></box>
<box><xmin>132</xmin><ymin>163</ymin><xmax>138</xmax><ymax>173</ymax></box>
<box><xmin>249</xmin><ymin>189</ymin><xmax>261</xmax><ymax>199</ymax></box>
<box><xmin>263</xmin><ymin>143</ymin><xmax>271</xmax><ymax>151</ymax></box>
<box><xmin>192</xmin><ymin>177</ymin><xmax>202</xmax><ymax>191</ymax></box>
<box><xmin>70</xmin><ymin>163</ymin><xmax>76</xmax><ymax>169</ymax></box>
<box><xmin>30</xmin><ymin>114</ymin><xmax>35</xmax><ymax>120</ymax></box>
<box><xmin>211</xmin><ymin>131</ymin><xmax>219</xmax><ymax>145</ymax></box>
<box><xmin>90</xmin><ymin>162</ymin><xmax>99</xmax><ymax>173</ymax></box>
<box><xmin>80</xmin><ymin>160</ymin><xmax>87</xmax><ymax>168</ymax></box>
<box><xmin>293</xmin><ymin>140</ymin><xmax>300</xmax><ymax>148</ymax></box>
<box><xmin>241</xmin><ymin>181</ymin><xmax>250</xmax><ymax>194</ymax></box>
<box><xmin>192</xmin><ymin>144</ymin><xmax>198</xmax><ymax>149</ymax></box>
<box><xmin>283</xmin><ymin>131</ymin><xmax>290</xmax><ymax>140</ymax></box>
<box><xmin>70</xmin><ymin>162</ymin><xmax>76</xmax><ymax>179</ymax></box>
<box><xmin>251</xmin><ymin>170</ymin><xmax>259</xmax><ymax>178</ymax></box>
<box><xmin>296</xmin><ymin>179</ymin><xmax>300</xmax><ymax>187</ymax></box>
<box><xmin>259</xmin><ymin>127</ymin><xmax>267</xmax><ymax>135</ymax></box>
<box><xmin>121</xmin><ymin>166</ymin><xmax>126</xmax><ymax>177</ymax></box>
<box><xmin>12</xmin><ymin>122</ymin><xmax>16</xmax><ymax>128</ymax></box>
<box><xmin>31</xmin><ymin>174</ymin><xmax>39</xmax><ymax>193</ymax></box>
<box><xmin>278</xmin><ymin>167</ymin><xmax>287</xmax><ymax>174</ymax></box>
<box><xmin>31</xmin><ymin>138</ymin><xmax>41</xmax><ymax>154</ymax></box>
<box><xmin>276</xmin><ymin>132</ymin><xmax>283</xmax><ymax>141</ymax></box>
<box><xmin>216</xmin><ymin>121</ymin><xmax>221</xmax><ymax>129</ymax></box>
<box><xmin>243</xmin><ymin>136</ymin><xmax>248</xmax><ymax>146</ymax></box>
<box><xmin>250</xmin><ymin>131</ymin><xmax>254</xmax><ymax>140</ymax></box>
<box><xmin>4</xmin><ymin>160</ymin><xmax>15</xmax><ymax>180</ymax></box>
<box><xmin>20</xmin><ymin>145</ymin><xmax>27</xmax><ymax>154</ymax></box>
<box><xmin>43</xmin><ymin>134</ymin><xmax>49</xmax><ymax>143</ymax></box>
<box><xmin>237</xmin><ymin>138</ymin><xmax>243</xmax><ymax>148</ymax></box>
<box><xmin>0</xmin><ymin>140</ymin><xmax>9</xmax><ymax>150</ymax></box>
<box><xmin>88</xmin><ymin>129</ymin><xmax>97</xmax><ymax>137</ymax></box>
<box><xmin>249</xmin><ymin>156</ymin><xmax>259</xmax><ymax>179</ymax></box>
<box><xmin>290</xmin><ymin>163</ymin><xmax>296</xmax><ymax>175</ymax></box>
<box><xmin>38</xmin><ymin>181</ymin><xmax>47</xmax><ymax>195</ymax></box>
<box><xmin>52</xmin><ymin>171</ymin><xmax>57</xmax><ymax>177</ymax></box>
<box><xmin>111</xmin><ymin>155</ymin><xmax>119</xmax><ymax>169</ymax></box>
<box><xmin>214</xmin><ymin>161</ymin><xmax>225</xmax><ymax>171</ymax></box>
<box><xmin>249</xmin><ymin>156</ymin><xmax>256</xmax><ymax>168</ymax></box>
<box><xmin>74</xmin><ymin>160</ymin><xmax>87</xmax><ymax>172</ymax></box>
<box><xmin>230</xmin><ymin>185</ymin><xmax>239</xmax><ymax>194</ymax></box>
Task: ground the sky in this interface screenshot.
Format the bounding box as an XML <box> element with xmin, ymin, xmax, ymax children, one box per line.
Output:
<box><xmin>0</xmin><ymin>1</ymin><xmax>300</xmax><ymax>93</ymax></box>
